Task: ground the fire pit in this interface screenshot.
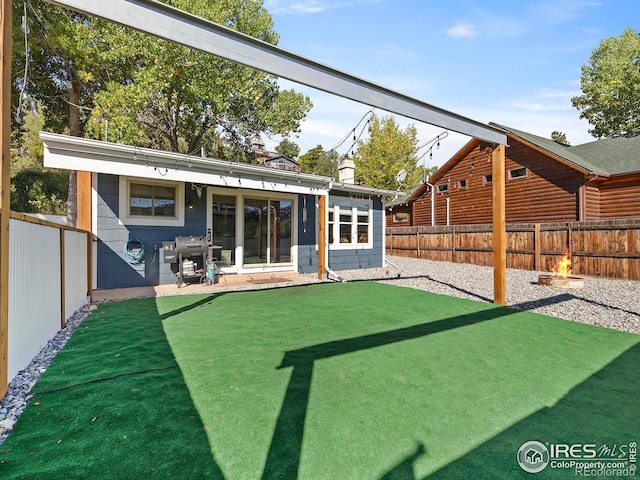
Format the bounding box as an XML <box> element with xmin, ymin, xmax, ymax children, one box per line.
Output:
<box><xmin>537</xmin><ymin>251</ymin><xmax>584</xmax><ymax>289</ymax></box>
<box><xmin>537</xmin><ymin>274</ymin><xmax>584</xmax><ymax>289</ymax></box>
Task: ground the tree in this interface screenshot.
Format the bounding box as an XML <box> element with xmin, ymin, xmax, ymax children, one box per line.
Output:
<box><xmin>551</xmin><ymin>131</ymin><xmax>570</xmax><ymax>145</ymax></box>
<box><xmin>353</xmin><ymin>115</ymin><xmax>421</xmax><ymax>190</ymax></box>
<box><xmin>298</xmin><ymin>145</ymin><xmax>339</xmax><ymax>177</ymax></box>
<box><xmin>275</xmin><ymin>138</ymin><xmax>300</xmax><ymax>159</ymax></box>
<box><xmin>10</xmin><ymin>108</ymin><xmax>68</xmax><ymax>214</ymax></box>
<box><xmin>11</xmin><ymin>0</ymin><xmax>312</xmax><ymax>223</ymax></box>
<box><xmin>12</xmin><ymin>0</ymin><xmax>141</xmax><ymax>224</ymax></box>
<box><xmin>571</xmin><ymin>28</ymin><xmax>640</xmax><ymax>138</ymax></box>
<box><xmin>84</xmin><ymin>0</ymin><xmax>312</xmax><ymax>155</ymax></box>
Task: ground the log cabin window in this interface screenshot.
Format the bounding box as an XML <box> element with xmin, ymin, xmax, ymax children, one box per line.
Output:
<box><xmin>393</xmin><ymin>211</ymin><xmax>409</xmax><ymax>222</ymax></box>
<box><xmin>483</xmin><ymin>174</ymin><xmax>492</xmax><ymax>185</ymax></box>
<box><xmin>508</xmin><ymin>166</ymin><xmax>528</xmax><ymax>180</ymax></box>
<box><xmin>438</xmin><ymin>184</ymin><xmax>448</xmax><ymax>193</ymax></box>
<box><xmin>459</xmin><ymin>179</ymin><xmax>467</xmax><ymax>189</ymax></box>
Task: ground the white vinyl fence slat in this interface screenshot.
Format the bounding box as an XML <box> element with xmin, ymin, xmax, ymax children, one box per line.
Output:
<box><xmin>7</xmin><ymin>218</ymin><xmax>89</xmax><ymax>382</ymax></box>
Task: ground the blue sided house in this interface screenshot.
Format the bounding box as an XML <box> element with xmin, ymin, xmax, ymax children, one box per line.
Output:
<box><xmin>41</xmin><ymin>132</ymin><xmax>396</xmax><ymax>290</ymax></box>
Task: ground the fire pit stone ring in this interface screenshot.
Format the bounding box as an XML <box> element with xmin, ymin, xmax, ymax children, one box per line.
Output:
<box><xmin>538</xmin><ymin>274</ymin><xmax>584</xmax><ymax>290</ymax></box>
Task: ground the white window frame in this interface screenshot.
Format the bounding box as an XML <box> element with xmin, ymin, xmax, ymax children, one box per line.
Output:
<box><xmin>119</xmin><ymin>176</ymin><xmax>185</xmax><ymax>226</ymax></box>
<box><xmin>508</xmin><ymin>166</ymin><xmax>528</xmax><ymax>180</ymax></box>
<box><xmin>328</xmin><ymin>196</ymin><xmax>373</xmax><ymax>250</ymax></box>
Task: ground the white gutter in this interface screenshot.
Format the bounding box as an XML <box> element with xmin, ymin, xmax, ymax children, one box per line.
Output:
<box><xmin>40</xmin><ymin>132</ymin><xmax>400</xmax><ymax>199</ymax></box>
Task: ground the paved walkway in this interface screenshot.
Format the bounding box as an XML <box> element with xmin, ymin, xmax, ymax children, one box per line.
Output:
<box><xmin>92</xmin><ymin>271</ymin><xmax>319</xmax><ymax>302</ymax></box>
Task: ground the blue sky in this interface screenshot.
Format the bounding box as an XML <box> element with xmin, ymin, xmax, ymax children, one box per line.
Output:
<box><xmin>261</xmin><ymin>0</ymin><xmax>638</xmax><ymax>167</ymax></box>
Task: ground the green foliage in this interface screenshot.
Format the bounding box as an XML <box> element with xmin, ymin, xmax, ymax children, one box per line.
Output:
<box><xmin>83</xmin><ymin>1</ymin><xmax>312</xmax><ymax>153</ymax></box>
<box><xmin>275</xmin><ymin>138</ymin><xmax>301</xmax><ymax>159</ymax></box>
<box><xmin>551</xmin><ymin>130</ymin><xmax>570</xmax><ymax>145</ymax></box>
<box><xmin>353</xmin><ymin>115</ymin><xmax>421</xmax><ymax>190</ymax></box>
<box><xmin>12</xmin><ymin>0</ymin><xmax>131</xmax><ymax>136</ymax></box>
<box><xmin>571</xmin><ymin>28</ymin><xmax>640</xmax><ymax>138</ymax></box>
<box><xmin>298</xmin><ymin>145</ymin><xmax>340</xmax><ymax>177</ymax></box>
<box><xmin>417</xmin><ymin>165</ymin><xmax>439</xmax><ymax>182</ymax></box>
<box><xmin>10</xmin><ymin>108</ymin><xmax>68</xmax><ymax>214</ymax></box>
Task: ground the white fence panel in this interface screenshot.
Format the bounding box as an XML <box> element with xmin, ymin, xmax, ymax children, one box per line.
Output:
<box><xmin>8</xmin><ymin>219</ymin><xmax>62</xmax><ymax>381</ymax></box>
<box><xmin>64</xmin><ymin>230</ymin><xmax>88</xmax><ymax>319</ymax></box>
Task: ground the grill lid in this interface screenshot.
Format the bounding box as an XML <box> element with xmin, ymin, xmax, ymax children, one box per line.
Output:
<box><xmin>175</xmin><ymin>235</ymin><xmax>207</xmax><ymax>255</ymax></box>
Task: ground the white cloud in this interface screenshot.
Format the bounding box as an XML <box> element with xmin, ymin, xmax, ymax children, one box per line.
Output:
<box><xmin>535</xmin><ymin>87</ymin><xmax>580</xmax><ymax>99</ymax></box>
<box><xmin>446</xmin><ymin>23</ymin><xmax>477</xmax><ymax>39</ymax></box>
<box><xmin>531</xmin><ymin>0</ymin><xmax>602</xmax><ymax>25</ymax></box>
<box><xmin>264</xmin><ymin>0</ymin><xmax>384</xmax><ymax>16</ymax></box>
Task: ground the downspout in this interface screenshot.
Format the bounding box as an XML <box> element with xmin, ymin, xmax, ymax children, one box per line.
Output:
<box><xmin>326</xmin><ymin>266</ymin><xmax>346</xmax><ymax>283</ymax></box>
<box><xmin>425</xmin><ymin>177</ymin><xmax>435</xmax><ymax>226</ymax></box>
<box><xmin>446</xmin><ymin>198</ymin><xmax>450</xmax><ymax>226</ymax></box>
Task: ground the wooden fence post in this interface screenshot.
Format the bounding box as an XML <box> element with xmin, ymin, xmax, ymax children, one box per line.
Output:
<box><xmin>452</xmin><ymin>226</ymin><xmax>456</xmax><ymax>263</ymax></box>
<box><xmin>0</xmin><ymin>0</ymin><xmax>13</xmax><ymax>398</ymax></box>
<box><xmin>416</xmin><ymin>231</ymin><xmax>420</xmax><ymax>258</ymax></box>
<box><xmin>60</xmin><ymin>230</ymin><xmax>66</xmax><ymax>329</ymax></box>
<box><xmin>534</xmin><ymin>223</ymin><xmax>541</xmax><ymax>271</ymax></box>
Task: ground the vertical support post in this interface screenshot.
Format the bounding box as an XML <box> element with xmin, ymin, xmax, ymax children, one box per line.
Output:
<box><xmin>534</xmin><ymin>223</ymin><xmax>541</xmax><ymax>271</ymax></box>
<box><xmin>87</xmin><ymin>228</ymin><xmax>93</xmax><ymax>303</ymax></box>
<box><xmin>76</xmin><ymin>171</ymin><xmax>92</xmax><ymax>231</ymax></box>
<box><xmin>317</xmin><ymin>194</ymin><xmax>326</xmax><ymax>279</ymax></box>
<box><xmin>60</xmin><ymin>229</ymin><xmax>66</xmax><ymax>329</ymax></box>
<box><xmin>492</xmin><ymin>144</ymin><xmax>507</xmax><ymax>305</ymax></box>
<box><xmin>0</xmin><ymin>0</ymin><xmax>12</xmax><ymax>398</ymax></box>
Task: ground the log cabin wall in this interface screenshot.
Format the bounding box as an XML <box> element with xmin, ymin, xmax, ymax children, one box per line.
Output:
<box><xmin>598</xmin><ymin>175</ymin><xmax>640</xmax><ymax>219</ymax></box>
<box><xmin>583</xmin><ymin>182</ymin><xmax>601</xmax><ymax>220</ymax></box>
<box><xmin>410</xmin><ymin>138</ymin><xmax>585</xmax><ymax>225</ymax></box>
<box><xmin>386</xmin><ymin>205</ymin><xmax>412</xmax><ymax>227</ymax></box>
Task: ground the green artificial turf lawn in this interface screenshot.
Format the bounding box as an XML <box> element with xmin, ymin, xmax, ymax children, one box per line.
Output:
<box><xmin>1</xmin><ymin>281</ymin><xmax>638</xmax><ymax>479</ymax></box>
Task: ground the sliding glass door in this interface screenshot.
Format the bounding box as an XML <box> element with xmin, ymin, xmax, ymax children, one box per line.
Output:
<box><xmin>211</xmin><ymin>194</ymin><xmax>237</xmax><ymax>267</ymax></box>
<box><xmin>244</xmin><ymin>197</ymin><xmax>292</xmax><ymax>266</ymax></box>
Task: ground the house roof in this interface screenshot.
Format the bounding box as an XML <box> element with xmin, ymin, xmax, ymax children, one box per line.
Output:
<box><xmin>264</xmin><ymin>155</ymin><xmax>299</xmax><ymax>166</ymax></box>
<box><xmin>386</xmin><ymin>184</ymin><xmax>421</xmax><ymax>207</ymax></box>
<box><xmin>569</xmin><ymin>134</ymin><xmax>640</xmax><ymax>175</ymax></box>
<box><xmin>491</xmin><ymin>123</ymin><xmax>640</xmax><ymax>177</ymax></box>
<box><xmin>40</xmin><ymin>132</ymin><xmax>398</xmax><ymax>198</ymax></box>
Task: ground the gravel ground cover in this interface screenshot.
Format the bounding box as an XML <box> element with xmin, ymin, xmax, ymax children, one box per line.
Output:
<box><xmin>336</xmin><ymin>256</ymin><xmax>640</xmax><ymax>335</ymax></box>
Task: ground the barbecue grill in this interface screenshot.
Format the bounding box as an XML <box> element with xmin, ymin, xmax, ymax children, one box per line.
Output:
<box><xmin>175</xmin><ymin>235</ymin><xmax>207</xmax><ymax>284</ymax></box>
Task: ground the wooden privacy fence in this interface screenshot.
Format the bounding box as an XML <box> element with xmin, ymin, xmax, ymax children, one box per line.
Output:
<box><xmin>386</xmin><ymin>218</ymin><xmax>640</xmax><ymax>280</ymax></box>
<box><xmin>4</xmin><ymin>212</ymin><xmax>91</xmax><ymax>386</ymax></box>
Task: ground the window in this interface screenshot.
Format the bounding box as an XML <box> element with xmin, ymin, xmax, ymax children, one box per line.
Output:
<box><xmin>438</xmin><ymin>184</ymin><xmax>449</xmax><ymax>193</ymax></box>
<box><xmin>483</xmin><ymin>174</ymin><xmax>493</xmax><ymax>185</ymax></box>
<box><xmin>509</xmin><ymin>166</ymin><xmax>528</xmax><ymax>179</ymax></box>
<box><xmin>393</xmin><ymin>211</ymin><xmax>409</xmax><ymax>223</ymax></box>
<box><xmin>328</xmin><ymin>197</ymin><xmax>372</xmax><ymax>248</ymax></box>
<box><xmin>119</xmin><ymin>177</ymin><xmax>184</xmax><ymax>226</ymax></box>
<box><xmin>459</xmin><ymin>179</ymin><xmax>467</xmax><ymax>189</ymax></box>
